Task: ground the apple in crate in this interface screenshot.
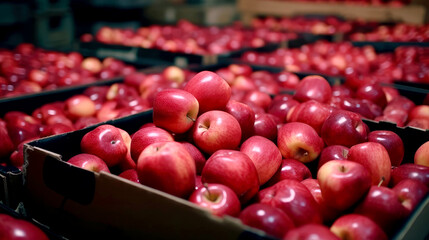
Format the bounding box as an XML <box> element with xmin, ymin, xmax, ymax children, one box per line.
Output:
<box><xmin>81</xmin><ymin>124</ymin><xmax>128</xmax><ymax>167</ymax></box>
<box><xmin>368</xmin><ymin>130</ymin><xmax>404</xmax><ymax>167</ymax></box>
<box><xmin>192</xmin><ymin>110</ymin><xmax>241</xmax><ymax>155</ymax></box>
<box><xmin>118</xmin><ymin>169</ymin><xmax>139</xmax><ymax>183</ymax></box>
<box><xmin>318</xmin><ymin>145</ymin><xmax>349</xmax><ymax>169</ymax></box>
<box><xmin>392</xmin><ymin>179</ymin><xmax>428</xmax><ymax>215</ymax></box>
<box><xmin>318</xmin><ymin>160</ymin><xmax>371</xmax><ymax>211</ymax></box>
<box><xmin>414</xmin><ymin>141</ymin><xmax>429</xmax><ymax>167</ymax></box>
<box><xmin>188</xmin><ymin>183</ymin><xmax>240</xmax><ymax>217</ymax></box>
<box><xmin>130</xmin><ymin>127</ymin><xmax>174</xmax><ymax>161</ymax></box>
<box><xmin>390</xmin><ymin>163</ymin><xmax>429</xmax><ymax>187</ymax></box>
<box><xmin>267</xmin><ymin>159</ymin><xmax>312</xmax><ymax>186</ymax></box>
<box><xmin>137</xmin><ymin>141</ymin><xmax>196</xmax><ymax>198</ymax></box>
<box><xmin>347</xmin><ymin>142</ymin><xmax>391</xmax><ymax>186</ymax></box>
<box><xmin>64</xmin><ymin>94</ymin><xmax>96</xmax><ymax>120</ymax></box>
<box><xmin>152</xmin><ymin>89</ymin><xmax>199</xmax><ymax>134</ymax></box>
<box><xmin>293</xmin><ymin>75</ymin><xmax>332</xmax><ymax>104</ymax></box>
<box><xmin>330</xmin><ymin>214</ymin><xmax>388</xmax><ymax>240</ymax></box>
<box><xmin>285</xmin><ymin>223</ymin><xmax>340</xmax><ymax>240</ymax></box>
<box><xmin>258</xmin><ymin>179</ymin><xmax>322</xmax><ymax>227</ymax></box>
<box><xmin>240</xmin><ymin>136</ymin><xmax>282</xmax><ymax>185</ymax></box>
<box><xmin>224</xmin><ymin>100</ymin><xmax>255</xmax><ymax>141</ymax></box>
<box><xmin>201</xmin><ymin>150</ymin><xmax>259</xmax><ymax>204</ymax></box>
<box><xmin>184</xmin><ymin>71</ymin><xmax>231</xmax><ymax>113</ymax></box>
<box><xmin>0</xmin><ymin>214</ymin><xmax>49</xmax><ymax>240</ymax></box>
<box><xmin>67</xmin><ymin>153</ymin><xmax>110</xmax><ymax>173</ymax></box>
<box><xmin>239</xmin><ymin>203</ymin><xmax>295</xmax><ymax>239</ymax></box>
<box><xmin>277</xmin><ymin>122</ymin><xmax>324</xmax><ymax>163</ymax></box>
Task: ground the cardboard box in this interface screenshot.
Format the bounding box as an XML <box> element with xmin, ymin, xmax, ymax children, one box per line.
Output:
<box><xmin>22</xmin><ymin>108</ymin><xmax>429</xmax><ymax>240</ymax></box>
<box><xmin>23</xmin><ymin>111</ymin><xmax>271</xmax><ymax>240</ymax></box>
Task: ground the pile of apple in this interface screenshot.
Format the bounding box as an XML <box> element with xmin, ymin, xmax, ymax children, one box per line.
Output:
<box><xmin>250</xmin><ymin>16</ymin><xmax>353</xmax><ymax>35</ymax></box>
<box><xmin>66</xmin><ymin>71</ymin><xmax>429</xmax><ymax>239</ymax></box>
<box><xmin>349</xmin><ymin>23</ymin><xmax>429</xmax><ymax>42</ymax></box>
<box><xmin>0</xmin><ymin>43</ymin><xmax>136</xmax><ymax>98</ymax></box>
<box><xmin>82</xmin><ymin>20</ymin><xmax>297</xmax><ymax>55</ymax></box>
<box><xmin>0</xmin><ymin>66</ymin><xmax>200</xmax><ymax>169</ymax></box>
<box><xmin>241</xmin><ymin>40</ymin><xmax>429</xmax><ymax>84</ymax></box>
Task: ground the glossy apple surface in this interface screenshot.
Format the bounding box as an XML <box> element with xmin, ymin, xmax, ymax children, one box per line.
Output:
<box><xmin>390</xmin><ymin>163</ymin><xmax>429</xmax><ymax>187</ymax></box>
<box><xmin>331</xmin><ymin>214</ymin><xmax>388</xmax><ymax>240</ymax></box>
<box><xmin>368</xmin><ymin>130</ymin><xmax>404</xmax><ymax>167</ymax></box>
<box><xmin>285</xmin><ymin>223</ymin><xmax>340</xmax><ymax>240</ymax></box>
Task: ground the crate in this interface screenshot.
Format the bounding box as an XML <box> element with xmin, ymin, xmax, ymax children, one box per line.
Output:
<box><xmin>237</xmin><ymin>0</ymin><xmax>427</xmax><ymax>25</ymax></box>
<box><xmin>0</xmin><ymin>2</ymin><xmax>31</xmax><ymax>25</ymax></box>
<box><xmin>35</xmin><ymin>0</ymin><xmax>70</xmax><ymax>12</ymax></box>
<box><xmin>34</xmin><ymin>10</ymin><xmax>74</xmax><ymax>51</ymax></box>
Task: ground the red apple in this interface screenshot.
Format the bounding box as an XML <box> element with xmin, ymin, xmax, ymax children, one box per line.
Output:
<box><xmin>81</xmin><ymin>57</ymin><xmax>102</xmax><ymax>74</ymax></box>
<box><xmin>347</xmin><ymin>142</ymin><xmax>391</xmax><ymax>186</ymax></box>
<box><xmin>118</xmin><ymin>169</ymin><xmax>140</xmax><ymax>183</ymax></box>
<box><xmin>253</xmin><ymin>113</ymin><xmax>278</xmax><ymax>142</ymax></box>
<box><xmin>355</xmin><ymin>83</ymin><xmax>387</xmax><ymax>108</ymax></box>
<box><xmin>267</xmin><ymin>97</ymin><xmax>299</xmax><ymax>123</ymax></box>
<box><xmin>287</xmin><ymin>100</ymin><xmax>332</xmax><ymax>135</ymax></box>
<box><xmin>137</xmin><ymin>141</ymin><xmax>196</xmax><ymax>198</ymax></box>
<box><xmin>0</xmin><ymin>214</ymin><xmax>49</xmax><ymax>240</ymax></box>
<box><xmin>162</xmin><ymin>66</ymin><xmax>185</xmax><ymax>84</ymax></box>
<box><xmin>64</xmin><ymin>95</ymin><xmax>96</xmax><ymax>120</ymax></box>
<box><xmin>284</xmin><ymin>223</ymin><xmax>340</xmax><ymax>240</ymax></box>
<box><xmin>330</xmin><ymin>214</ymin><xmax>388</xmax><ymax>240</ymax></box>
<box><xmin>318</xmin><ymin>160</ymin><xmax>371</xmax><ymax>211</ymax></box>
<box><xmin>276</xmin><ymin>71</ymin><xmax>300</xmax><ymax>90</ymax></box>
<box><xmin>242</xmin><ymin>90</ymin><xmax>272</xmax><ymax>112</ymax></box>
<box><xmin>180</xmin><ymin>142</ymin><xmax>206</xmax><ymax>175</ymax></box>
<box><xmin>152</xmin><ymin>89</ymin><xmax>199</xmax><ymax>134</ymax></box>
<box><xmin>293</xmin><ymin>75</ymin><xmax>332</xmax><ymax>104</ymax></box>
<box><xmin>393</xmin><ymin>179</ymin><xmax>428</xmax><ymax>214</ymax></box>
<box><xmin>277</xmin><ymin>122</ymin><xmax>324</xmax><ymax>163</ymax></box>
<box><xmin>258</xmin><ymin>179</ymin><xmax>322</xmax><ymax>226</ymax></box>
<box><xmin>301</xmin><ymin>179</ymin><xmax>342</xmax><ymax>224</ymax></box>
<box><xmin>409</xmin><ymin>105</ymin><xmax>429</xmax><ymax>122</ymax></box>
<box><xmin>192</xmin><ymin>110</ymin><xmax>241</xmax><ymax>155</ymax></box>
<box><xmin>267</xmin><ymin>159</ymin><xmax>312</xmax><ymax>186</ymax></box>
<box><xmin>240</xmin><ymin>136</ymin><xmax>282</xmax><ymax>185</ymax></box>
<box><xmin>117</xmin><ymin>128</ymin><xmax>135</xmax><ymax>171</ymax></box>
<box><xmin>368</xmin><ymin>130</ymin><xmax>404</xmax><ymax>167</ymax></box>
<box><xmin>390</xmin><ymin>163</ymin><xmax>429</xmax><ymax>187</ymax></box>
<box><xmin>0</xmin><ymin>120</ymin><xmax>14</xmax><ymax>158</ymax></box>
<box><xmin>321</xmin><ymin>110</ymin><xmax>368</xmax><ymax>148</ymax></box>
<box><xmin>80</xmin><ymin>124</ymin><xmax>128</xmax><ymax>167</ymax></box>
<box><xmin>184</xmin><ymin>71</ymin><xmax>231</xmax><ymax>113</ymax></box>
<box><xmin>189</xmin><ymin>183</ymin><xmax>240</xmax><ymax>217</ymax></box>
<box><xmin>318</xmin><ymin>145</ymin><xmax>349</xmax><ymax>170</ymax></box>
<box><xmin>354</xmin><ymin>185</ymin><xmax>409</xmax><ymax>234</ymax></box>
<box><xmin>28</xmin><ymin>69</ymin><xmax>49</xmax><ymax>87</ymax></box>
<box><xmin>414</xmin><ymin>141</ymin><xmax>429</xmax><ymax>167</ymax></box>
<box><xmin>130</xmin><ymin>126</ymin><xmax>174</xmax><ymax>161</ymax></box>
<box><xmin>224</xmin><ymin>100</ymin><xmax>255</xmax><ymax>141</ymax></box>
<box><xmin>239</xmin><ymin>203</ymin><xmax>295</xmax><ymax>239</ymax></box>
<box><xmin>5</xmin><ymin>111</ymin><xmax>41</xmax><ymax>147</ymax></box>
<box><xmin>67</xmin><ymin>153</ymin><xmax>110</xmax><ymax>173</ymax></box>
<box><xmin>201</xmin><ymin>150</ymin><xmax>259</xmax><ymax>204</ymax></box>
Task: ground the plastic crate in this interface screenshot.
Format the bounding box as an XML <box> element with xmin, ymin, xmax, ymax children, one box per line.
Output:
<box><xmin>34</xmin><ymin>10</ymin><xmax>74</xmax><ymax>51</ymax></box>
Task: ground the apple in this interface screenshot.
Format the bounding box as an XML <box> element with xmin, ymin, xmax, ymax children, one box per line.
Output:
<box><xmin>277</xmin><ymin>122</ymin><xmax>324</xmax><ymax>163</ymax></box>
<box><xmin>152</xmin><ymin>89</ymin><xmax>199</xmax><ymax>134</ymax></box>
<box><xmin>347</xmin><ymin>142</ymin><xmax>391</xmax><ymax>186</ymax></box>
<box><xmin>188</xmin><ymin>183</ymin><xmax>240</xmax><ymax>217</ymax></box>
<box><xmin>390</xmin><ymin>163</ymin><xmax>429</xmax><ymax>187</ymax></box>
<box><xmin>28</xmin><ymin>69</ymin><xmax>49</xmax><ymax>87</ymax></box>
<box><xmin>301</xmin><ymin>179</ymin><xmax>342</xmax><ymax>224</ymax></box>
<box><xmin>284</xmin><ymin>223</ymin><xmax>340</xmax><ymax>240</ymax></box>
<box><xmin>267</xmin><ymin>97</ymin><xmax>299</xmax><ymax>123</ymax></box>
<box><xmin>117</xmin><ymin>128</ymin><xmax>135</xmax><ymax>171</ymax></box>
<box><xmin>330</xmin><ymin>214</ymin><xmax>388</xmax><ymax>240</ymax></box>
<box><xmin>286</xmin><ymin>100</ymin><xmax>332</xmax><ymax>135</ymax></box>
<box><xmin>318</xmin><ymin>160</ymin><xmax>371</xmax><ymax>211</ymax></box>
<box><xmin>393</xmin><ymin>179</ymin><xmax>428</xmax><ymax>214</ymax></box>
<box><xmin>74</xmin><ymin>117</ymin><xmax>99</xmax><ymax>130</ymax></box>
<box><xmin>355</xmin><ymin>83</ymin><xmax>387</xmax><ymax>108</ymax></box>
<box><xmin>0</xmin><ymin>214</ymin><xmax>49</xmax><ymax>240</ymax></box>
<box><xmin>258</xmin><ymin>179</ymin><xmax>322</xmax><ymax>226</ymax></box>
<box><xmin>67</xmin><ymin>153</ymin><xmax>110</xmax><ymax>173</ymax></box>
<box><xmin>39</xmin><ymin>123</ymin><xmax>74</xmax><ymax>137</ymax></box>
<box><xmin>293</xmin><ymin>75</ymin><xmax>332</xmax><ymax>104</ymax></box>
<box><xmin>253</xmin><ymin>113</ymin><xmax>278</xmax><ymax>142</ymax></box>
<box><xmin>242</xmin><ymin>90</ymin><xmax>272</xmax><ymax>112</ymax></box>
<box><xmin>5</xmin><ymin>111</ymin><xmax>41</xmax><ymax>147</ymax></box>
<box><xmin>276</xmin><ymin>71</ymin><xmax>300</xmax><ymax>90</ymax></box>
<box><xmin>321</xmin><ymin>110</ymin><xmax>368</xmax><ymax>148</ymax></box>
<box><xmin>64</xmin><ymin>95</ymin><xmax>96</xmax><ymax>120</ymax></box>
<box><xmin>318</xmin><ymin>145</ymin><xmax>349</xmax><ymax>170</ymax></box>
<box><xmin>414</xmin><ymin>141</ymin><xmax>429</xmax><ymax>167</ymax></box>
<box><xmin>0</xmin><ymin>120</ymin><xmax>14</xmax><ymax>158</ymax></box>
<box><xmin>201</xmin><ymin>150</ymin><xmax>259</xmax><ymax>204</ymax></box>
<box><xmin>130</xmin><ymin>126</ymin><xmax>174</xmax><ymax>161</ymax></box>
<box><xmin>162</xmin><ymin>66</ymin><xmax>185</xmax><ymax>84</ymax></box>
<box><xmin>267</xmin><ymin>159</ymin><xmax>312</xmax><ymax>186</ymax></box>
<box><xmin>81</xmin><ymin>124</ymin><xmax>128</xmax><ymax>167</ymax></box>
<box><xmin>192</xmin><ymin>110</ymin><xmax>241</xmax><ymax>155</ymax></box>
<box><xmin>118</xmin><ymin>169</ymin><xmax>140</xmax><ymax>183</ymax></box>
<box><xmin>239</xmin><ymin>203</ymin><xmax>295</xmax><ymax>239</ymax></box>
<box><xmin>184</xmin><ymin>71</ymin><xmax>231</xmax><ymax>113</ymax></box>
<box><xmin>240</xmin><ymin>136</ymin><xmax>282</xmax><ymax>185</ymax></box>
<box><xmin>368</xmin><ymin>130</ymin><xmax>404</xmax><ymax>167</ymax></box>
<box><xmin>180</xmin><ymin>142</ymin><xmax>206</xmax><ymax>175</ymax></box>
<box><xmin>409</xmin><ymin>105</ymin><xmax>429</xmax><ymax>122</ymax></box>
<box><xmin>224</xmin><ymin>100</ymin><xmax>255</xmax><ymax>142</ymax></box>
<box><xmin>81</xmin><ymin>57</ymin><xmax>102</xmax><ymax>74</ymax></box>
<box><xmin>9</xmin><ymin>138</ymin><xmax>37</xmax><ymax>169</ymax></box>
<box><xmin>354</xmin><ymin>185</ymin><xmax>409</xmax><ymax>234</ymax></box>
<box><xmin>137</xmin><ymin>141</ymin><xmax>196</xmax><ymax>198</ymax></box>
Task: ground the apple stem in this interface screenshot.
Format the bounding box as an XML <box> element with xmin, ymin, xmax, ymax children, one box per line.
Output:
<box><xmin>187</xmin><ymin>114</ymin><xmax>196</xmax><ymax>122</ymax></box>
<box><xmin>203</xmin><ymin>183</ymin><xmax>216</xmax><ymax>201</ymax></box>
<box><xmin>377</xmin><ymin>177</ymin><xmax>385</xmax><ymax>187</ymax></box>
